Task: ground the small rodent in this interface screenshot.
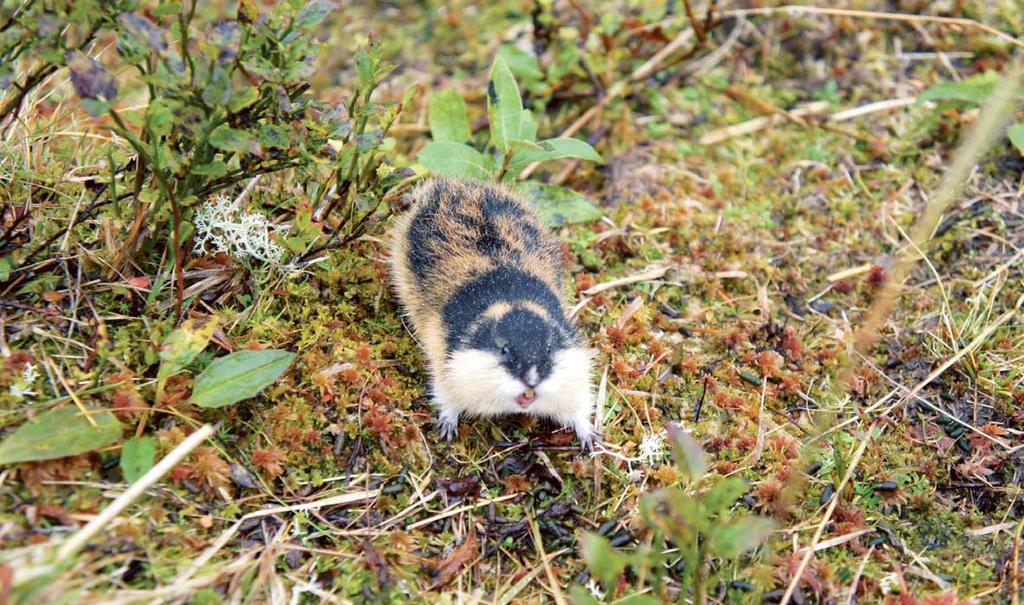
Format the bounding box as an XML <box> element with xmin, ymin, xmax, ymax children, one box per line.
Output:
<box><xmin>389</xmin><ymin>177</ymin><xmax>597</xmax><ymax>448</ymax></box>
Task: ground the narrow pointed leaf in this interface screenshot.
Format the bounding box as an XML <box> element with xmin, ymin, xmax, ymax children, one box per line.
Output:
<box><xmin>487</xmin><ymin>55</ymin><xmax>523</xmax><ymax>152</ymax></box>
<box><xmin>667</xmin><ymin>422</ymin><xmax>706</xmax><ymax>480</ymax></box>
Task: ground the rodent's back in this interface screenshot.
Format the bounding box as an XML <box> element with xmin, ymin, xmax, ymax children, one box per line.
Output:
<box><xmin>390</xmin><ymin>178</ymin><xmax>568</xmax><ymax>360</ymax></box>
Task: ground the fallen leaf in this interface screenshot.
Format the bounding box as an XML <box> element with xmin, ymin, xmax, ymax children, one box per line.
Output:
<box><xmin>362</xmin><ymin>538</ymin><xmax>392</xmax><ymax>589</ymax></box>
<box><xmin>430</xmin><ymin>527</ymin><xmax>478</xmax><ymax>588</ymax></box>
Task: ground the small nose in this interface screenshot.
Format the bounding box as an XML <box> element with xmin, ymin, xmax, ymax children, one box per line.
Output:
<box><xmin>522</xmin><ymin>366</ymin><xmax>540</xmax><ymax>387</ymax></box>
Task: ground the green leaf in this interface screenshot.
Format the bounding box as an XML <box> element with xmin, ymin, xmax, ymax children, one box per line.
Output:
<box><xmin>208</xmin><ymin>124</ymin><xmax>261</xmax><ymax>156</ymax></box>
<box><xmin>918</xmin><ymin>72</ymin><xmax>999</xmax><ymax>105</ymax></box>
<box><xmin>157</xmin><ymin>316</ymin><xmax>220</xmax><ymax>387</ymax></box>
<box><xmin>519</xmin><ymin>109</ymin><xmax>537</xmax><ymax>142</ymax></box>
<box><xmin>667</xmin><ymin>422</ymin><xmax>706</xmax><ymax>480</ymax></box>
<box><xmin>580</xmin><ymin>533</ymin><xmax>627</xmax><ymax>589</ymax></box>
<box><xmin>1008</xmin><ymin>123</ymin><xmax>1024</xmax><ymax>155</ymax></box>
<box><xmin>508</xmin><ymin>138</ymin><xmax>545</xmax><ymax>152</ymax></box>
<box><xmin>79</xmin><ymin>98</ymin><xmax>113</xmax><ymax>118</ymax></box>
<box><xmin>709</xmin><ymin>516</ymin><xmax>776</xmax><ymax>559</ymax></box>
<box><xmin>191</xmin><ymin>350</ymin><xmax>296</xmax><ymax>408</ymax></box>
<box><xmin>294</xmin><ymin>0</ymin><xmax>336</xmax><ymax>29</ymax></box>
<box><xmin>617</xmin><ymin>595</ymin><xmax>662</xmax><ymax>605</ymax></box>
<box><xmin>537</xmin><ymin>137</ymin><xmax>603</xmax><ymax>162</ymax></box>
<box><xmin>0</xmin><ymin>406</ymin><xmax>122</xmax><ymax>465</ymax></box>
<box><xmin>417</xmin><ymin>141</ymin><xmax>494</xmax><ymax>179</ymax></box>
<box><xmin>151</xmin><ymin>2</ymin><xmax>182</xmax><ymax>17</ymax></box>
<box><xmin>702</xmin><ymin>477</ymin><xmax>748</xmax><ymax>515</ymax></box>
<box><xmin>487</xmin><ymin>55</ymin><xmax>524</xmax><ymax>152</ymax></box>
<box><xmin>192</xmin><ymin>161</ymin><xmax>228</xmax><ymax>177</ymax></box>
<box><xmin>257</xmin><ymin>124</ymin><xmax>290</xmax><ymax>149</ymax></box>
<box><xmin>428</xmin><ymin>88</ymin><xmax>471</xmax><ymax>143</ymax></box>
<box><xmin>0</xmin><ymin>255</ymin><xmax>11</xmax><ymax>282</ymax></box>
<box><xmin>228</xmin><ymin>85</ymin><xmax>260</xmax><ymax>113</ymax></box>
<box><xmin>146</xmin><ymin>99</ymin><xmax>173</xmax><ymax>138</ymax></box>
<box><xmin>201</xmin><ymin>65</ymin><xmax>232</xmax><ymax>107</ymax></box>
<box><xmin>510</xmin><ymin>137</ymin><xmax>603</xmax><ymax>174</ymax></box>
<box><xmin>516</xmin><ymin>181</ymin><xmax>602</xmax><ymax>226</ymax></box>
<box><xmin>567</xmin><ymin>585</ymin><xmax>600</xmax><ymax>605</ymax></box>
<box><xmin>498</xmin><ymin>44</ymin><xmax>543</xmax><ymax>82</ymax></box>
<box><xmin>120</xmin><ymin>436</ymin><xmax>156</xmax><ymax>483</ymax></box>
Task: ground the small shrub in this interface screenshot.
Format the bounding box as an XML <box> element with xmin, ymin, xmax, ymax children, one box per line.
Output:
<box><xmin>1</xmin><ymin>1</ymin><xmax>407</xmax><ymax>318</ymax></box>
<box><xmin>573</xmin><ymin>425</ymin><xmax>776</xmax><ymax>604</ymax></box>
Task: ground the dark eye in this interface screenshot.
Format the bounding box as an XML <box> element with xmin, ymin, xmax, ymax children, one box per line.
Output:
<box><xmin>500</xmin><ymin>345</ymin><xmax>510</xmax><ymax>357</ymax></box>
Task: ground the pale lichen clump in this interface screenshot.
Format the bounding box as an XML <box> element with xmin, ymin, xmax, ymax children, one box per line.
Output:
<box><xmin>7</xmin><ymin>363</ymin><xmax>39</xmax><ymax>401</ymax></box>
<box><xmin>193</xmin><ymin>195</ymin><xmax>285</xmax><ymax>265</ymax></box>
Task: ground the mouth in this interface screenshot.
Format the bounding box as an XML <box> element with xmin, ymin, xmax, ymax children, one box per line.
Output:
<box><xmin>516</xmin><ymin>388</ymin><xmax>536</xmax><ymax>408</ymax></box>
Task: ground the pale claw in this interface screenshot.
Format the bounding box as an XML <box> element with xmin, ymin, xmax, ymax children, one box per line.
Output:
<box><xmin>437</xmin><ymin>408</ymin><xmax>460</xmax><ymax>442</ymax></box>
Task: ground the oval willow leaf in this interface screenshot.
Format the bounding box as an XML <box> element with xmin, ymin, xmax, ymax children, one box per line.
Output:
<box><xmin>191</xmin><ymin>350</ymin><xmax>295</xmax><ymax>408</ymax></box>
<box><xmin>0</xmin><ymin>406</ymin><xmax>122</xmax><ymax>466</ymax></box>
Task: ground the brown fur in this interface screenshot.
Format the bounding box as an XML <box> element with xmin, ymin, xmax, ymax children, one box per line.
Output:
<box><xmin>389</xmin><ymin>177</ymin><xmax>566</xmax><ymax>368</ymax></box>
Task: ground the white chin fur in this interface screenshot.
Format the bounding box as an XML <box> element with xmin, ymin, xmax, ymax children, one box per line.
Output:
<box><xmin>434</xmin><ymin>346</ymin><xmax>595</xmax><ymax>429</ymax></box>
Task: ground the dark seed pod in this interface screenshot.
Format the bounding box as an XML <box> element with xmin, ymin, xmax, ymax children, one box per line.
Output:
<box><xmin>874</xmin><ymin>481</ymin><xmax>898</xmax><ymax>492</ymax></box>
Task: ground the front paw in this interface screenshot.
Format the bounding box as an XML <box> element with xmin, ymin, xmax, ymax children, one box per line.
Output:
<box><xmin>573</xmin><ymin>421</ymin><xmax>601</xmax><ymax>451</ymax></box>
<box><xmin>436</xmin><ymin>408</ymin><xmax>460</xmax><ymax>442</ymax></box>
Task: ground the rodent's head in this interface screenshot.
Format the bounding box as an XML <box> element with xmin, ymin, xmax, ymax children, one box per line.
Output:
<box><xmin>452</xmin><ymin>306</ymin><xmax>582</xmax><ymax>411</ymax></box>
<box><xmin>492</xmin><ymin>308</ymin><xmax>557</xmax><ymax>388</ymax></box>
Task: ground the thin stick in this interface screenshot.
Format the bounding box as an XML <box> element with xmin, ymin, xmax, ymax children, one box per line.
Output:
<box><xmin>57</xmin><ymin>424</ymin><xmax>215</xmax><ymax>560</ymax></box>
<box><xmin>853</xmin><ymin>61</ymin><xmax>1023</xmax><ymax>354</ymax></box>
<box><xmin>44</xmin><ymin>357</ymin><xmax>98</xmax><ymax>427</ymax></box>
<box><xmin>582</xmin><ymin>265</ymin><xmax>668</xmax><ymax>296</ymax></box>
<box><xmin>406</xmin><ymin>493</ymin><xmax>519</xmax><ymax>530</ymax></box>
<box><xmin>529</xmin><ymin>512</ymin><xmax>568</xmax><ymax>605</ymax></box>
<box><xmin>845</xmin><ymin>546</ymin><xmax>875</xmax><ymax>605</ymax></box>
<box><xmin>717</xmin><ymin>5</ymin><xmax>1024</xmax><ymax>50</ymax></box>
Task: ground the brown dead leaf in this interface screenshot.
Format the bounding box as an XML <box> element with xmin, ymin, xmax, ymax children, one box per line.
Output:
<box><xmin>362</xmin><ymin>538</ymin><xmax>392</xmax><ymax>589</ymax></box>
<box><xmin>430</xmin><ymin>527</ymin><xmax>479</xmax><ymax>589</ymax></box>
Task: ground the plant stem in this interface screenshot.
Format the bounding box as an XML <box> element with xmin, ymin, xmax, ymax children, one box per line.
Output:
<box><xmin>494</xmin><ymin>149</ymin><xmax>514</xmax><ymax>181</ymax></box>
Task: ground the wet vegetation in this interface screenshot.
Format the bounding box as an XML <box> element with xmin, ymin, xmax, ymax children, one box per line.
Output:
<box><xmin>1</xmin><ymin>1</ymin><xmax>1024</xmax><ymax>603</ymax></box>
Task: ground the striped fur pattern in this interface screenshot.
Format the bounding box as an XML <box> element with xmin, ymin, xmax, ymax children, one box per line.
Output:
<box><xmin>389</xmin><ymin>177</ymin><xmax>596</xmax><ymax>447</ymax></box>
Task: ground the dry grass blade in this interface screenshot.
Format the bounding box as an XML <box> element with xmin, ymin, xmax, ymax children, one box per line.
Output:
<box><xmin>718</xmin><ymin>5</ymin><xmax>1024</xmax><ymax>49</ymax></box>
<box><xmin>779</xmin><ymin>423</ymin><xmax>881</xmax><ymax>605</ymax></box>
<box><xmin>174</xmin><ymin>488</ymin><xmax>380</xmax><ymax>583</ymax></box>
<box><xmin>854</xmin><ymin>62</ymin><xmax>1023</xmax><ymax>354</ymax></box>
<box><xmin>528</xmin><ymin>512</ymin><xmax>568</xmax><ymax>605</ymax></box>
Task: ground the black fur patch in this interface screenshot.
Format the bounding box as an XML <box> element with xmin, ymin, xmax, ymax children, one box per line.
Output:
<box><xmin>494</xmin><ymin>308</ymin><xmax>555</xmax><ymax>383</ymax></box>
<box><xmin>406</xmin><ymin>185</ymin><xmax>445</xmax><ymax>282</ymax></box>
<box><xmin>443</xmin><ymin>267</ymin><xmax>571</xmax><ymax>353</ymax></box>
